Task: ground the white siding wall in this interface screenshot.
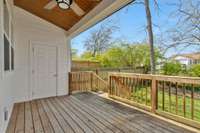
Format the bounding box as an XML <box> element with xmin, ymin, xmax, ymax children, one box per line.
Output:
<box><xmin>0</xmin><ymin>0</ymin><xmax>15</xmax><ymax>132</ymax></box>
<box><xmin>13</xmin><ymin>7</ymin><xmax>70</xmax><ymax>103</ymax></box>
<box><xmin>0</xmin><ymin>3</ymin><xmax>71</xmax><ymax>132</ymax></box>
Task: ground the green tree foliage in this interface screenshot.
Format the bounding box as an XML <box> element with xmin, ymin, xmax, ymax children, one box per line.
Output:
<box><xmin>188</xmin><ymin>64</ymin><xmax>200</xmax><ymax>77</ymax></box>
<box><xmin>102</xmin><ymin>44</ymin><xmax>161</xmax><ymax>70</ymax></box>
<box><xmin>81</xmin><ymin>43</ymin><xmax>162</xmax><ymax>71</ymax></box>
<box><xmin>161</xmin><ymin>61</ymin><xmax>183</xmax><ymax>76</ymax></box>
<box><xmin>99</xmin><ymin>47</ymin><xmax>124</xmax><ymax>67</ymax></box>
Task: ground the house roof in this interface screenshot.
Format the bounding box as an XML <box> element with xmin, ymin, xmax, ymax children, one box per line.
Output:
<box><xmin>172</xmin><ymin>52</ymin><xmax>200</xmax><ymax>60</ymax></box>
<box><xmin>14</xmin><ymin>0</ymin><xmax>102</xmax><ymax>31</ymax></box>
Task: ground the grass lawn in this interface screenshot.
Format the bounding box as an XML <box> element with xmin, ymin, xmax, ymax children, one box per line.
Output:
<box><xmin>129</xmin><ymin>87</ymin><xmax>200</xmax><ymax>122</ymax></box>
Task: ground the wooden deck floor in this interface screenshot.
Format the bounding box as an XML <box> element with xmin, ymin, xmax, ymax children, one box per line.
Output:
<box><xmin>6</xmin><ymin>92</ymin><xmax>197</xmax><ymax>133</ymax></box>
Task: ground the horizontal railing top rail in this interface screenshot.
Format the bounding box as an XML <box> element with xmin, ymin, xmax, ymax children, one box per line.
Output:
<box><xmin>109</xmin><ymin>72</ymin><xmax>200</xmax><ymax>85</ymax></box>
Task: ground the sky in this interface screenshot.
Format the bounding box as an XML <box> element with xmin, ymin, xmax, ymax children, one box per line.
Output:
<box><xmin>72</xmin><ymin>0</ymin><xmax>198</xmax><ymax>57</ymax></box>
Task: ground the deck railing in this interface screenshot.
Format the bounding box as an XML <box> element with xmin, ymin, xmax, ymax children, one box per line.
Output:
<box><xmin>69</xmin><ymin>71</ymin><xmax>108</xmax><ymax>94</ymax></box>
<box><xmin>109</xmin><ymin>72</ymin><xmax>200</xmax><ymax>129</ymax></box>
<box><xmin>69</xmin><ymin>71</ymin><xmax>200</xmax><ymax>128</ymax></box>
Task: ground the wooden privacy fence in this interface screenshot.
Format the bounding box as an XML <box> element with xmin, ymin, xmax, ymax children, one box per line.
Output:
<box><xmin>69</xmin><ymin>71</ymin><xmax>108</xmax><ymax>93</ymax></box>
<box><xmin>72</xmin><ymin>67</ymin><xmax>145</xmax><ymax>81</ymax></box>
<box><xmin>109</xmin><ymin>72</ymin><xmax>200</xmax><ymax>129</ymax></box>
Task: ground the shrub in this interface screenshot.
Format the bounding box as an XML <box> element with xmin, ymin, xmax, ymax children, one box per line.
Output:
<box><xmin>188</xmin><ymin>64</ymin><xmax>200</xmax><ymax>77</ymax></box>
<box><xmin>161</xmin><ymin>61</ymin><xmax>183</xmax><ymax>76</ymax></box>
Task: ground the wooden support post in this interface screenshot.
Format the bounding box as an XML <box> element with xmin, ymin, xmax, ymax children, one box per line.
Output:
<box><xmin>151</xmin><ymin>77</ymin><xmax>157</xmax><ymax>113</ymax></box>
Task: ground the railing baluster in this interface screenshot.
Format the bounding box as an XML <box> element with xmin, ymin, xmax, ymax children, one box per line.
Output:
<box><xmin>91</xmin><ymin>73</ymin><xmax>93</xmax><ymax>91</ymax></box>
<box><xmin>75</xmin><ymin>73</ymin><xmax>77</xmax><ymax>91</ymax></box>
<box><xmin>183</xmin><ymin>84</ymin><xmax>186</xmax><ymax>117</ymax></box>
<box><xmin>79</xmin><ymin>73</ymin><xmax>81</xmax><ymax>91</ymax></box>
<box><xmin>169</xmin><ymin>82</ymin><xmax>171</xmax><ymax>112</ymax></box>
<box><xmin>69</xmin><ymin>73</ymin><xmax>72</xmax><ymax>94</ymax></box>
<box><xmin>81</xmin><ymin>73</ymin><xmax>83</xmax><ymax>91</ymax></box>
<box><xmin>129</xmin><ymin>77</ymin><xmax>132</xmax><ymax>99</ymax></box>
<box><xmin>162</xmin><ymin>81</ymin><xmax>165</xmax><ymax>111</ymax></box>
<box><xmin>140</xmin><ymin>79</ymin><xmax>143</xmax><ymax>103</ymax></box>
<box><xmin>145</xmin><ymin>80</ymin><xmax>148</xmax><ymax>105</ymax></box>
<box><xmin>133</xmin><ymin>78</ymin><xmax>136</xmax><ymax>101</ymax></box>
<box><xmin>191</xmin><ymin>84</ymin><xmax>194</xmax><ymax>120</ymax></box>
<box><xmin>175</xmin><ymin>83</ymin><xmax>178</xmax><ymax>115</ymax></box>
<box><xmin>136</xmin><ymin>78</ymin><xmax>139</xmax><ymax>103</ymax></box>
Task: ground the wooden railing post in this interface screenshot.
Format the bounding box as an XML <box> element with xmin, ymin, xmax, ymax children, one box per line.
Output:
<box><xmin>95</xmin><ymin>69</ymin><xmax>99</xmax><ymax>75</ymax></box>
<box><xmin>90</xmin><ymin>72</ymin><xmax>93</xmax><ymax>91</ymax></box>
<box><xmin>151</xmin><ymin>76</ymin><xmax>158</xmax><ymax>113</ymax></box>
<box><xmin>108</xmin><ymin>74</ymin><xmax>111</xmax><ymax>95</ymax></box>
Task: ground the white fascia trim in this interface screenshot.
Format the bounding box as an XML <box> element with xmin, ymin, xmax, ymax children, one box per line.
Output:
<box><xmin>67</xmin><ymin>0</ymin><xmax>133</xmax><ymax>38</ymax></box>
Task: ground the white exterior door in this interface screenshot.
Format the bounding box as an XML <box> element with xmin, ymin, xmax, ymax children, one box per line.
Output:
<box><xmin>32</xmin><ymin>44</ymin><xmax>57</xmax><ymax>99</ymax></box>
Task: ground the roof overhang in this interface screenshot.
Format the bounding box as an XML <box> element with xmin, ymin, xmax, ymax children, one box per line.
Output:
<box><xmin>13</xmin><ymin>0</ymin><xmax>133</xmax><ymax>37</ymax></box>
<box><xmin>14</xmin><ymin>0</ymin><xmax>102</xmax><ymax>31</ymax></box>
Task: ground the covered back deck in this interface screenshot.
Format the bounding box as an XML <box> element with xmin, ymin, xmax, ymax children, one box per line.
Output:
<box><xmin>1</xmin><ymin>0</ymin><xmax>200</xmax><ymax>133</ymax></box>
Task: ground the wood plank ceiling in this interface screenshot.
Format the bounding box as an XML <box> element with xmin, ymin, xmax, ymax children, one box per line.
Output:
<box><xmin>14</xmin><ymin>0</ymin><xmax>102</xmax><ymax>31</ymax></box>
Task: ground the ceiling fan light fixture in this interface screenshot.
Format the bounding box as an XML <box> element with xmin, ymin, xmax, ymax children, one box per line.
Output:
<box><xmin>57</xmin><ymin>0</ymin><xmax>72</xmax><ymax>10</ymax></box>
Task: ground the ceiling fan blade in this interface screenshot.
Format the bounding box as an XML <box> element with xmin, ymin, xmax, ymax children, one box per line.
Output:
<box><xmin>71</xmin><ymin>2</ymin><xmax>85</xmax><ymax>16</ymax></box>
<box><xmin>44</xmin><ymin>0</ymin><xmax>57</xmax><ymax>10</ymax></box>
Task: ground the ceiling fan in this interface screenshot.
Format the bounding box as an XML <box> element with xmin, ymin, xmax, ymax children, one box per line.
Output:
<box><xmin>44</xmin><ymin>0</ymin><xmax>85</xmax><ymax>16</ymax></box>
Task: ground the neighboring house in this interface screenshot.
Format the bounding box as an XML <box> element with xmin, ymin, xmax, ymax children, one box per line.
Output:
<box><xmin>171</xmin><ymin>53</ymin><xmax>200</xmax><ymax>66</ymax></box>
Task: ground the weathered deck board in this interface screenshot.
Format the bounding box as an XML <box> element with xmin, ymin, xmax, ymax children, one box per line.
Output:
<box><xmin>15</xmin><ymin>103</ymin><xmax>25</xmax><ymax>133</ymax></box>
<box><xmin>36</xmin><ymin>100</ymin><xmax>54</xmax><ymax>133</ymax></box>
<box><xmin>75</xmin><ymin>93</ymin><xmax>186</xmax><ymax>133</ymax></box>
<box><xmin>6</xmin><ymin>92</ymin><xmax>197</xmax><ymax>133</ymax></box>
<box><xmin>31</xmin><ymin>101</ymin><xmax>44</xmax><ymax>133</ymax></box>
<box><xmin>6</xmin><ymin>104</ymin><xmax>19</xmax><ymax>133</ymax></box>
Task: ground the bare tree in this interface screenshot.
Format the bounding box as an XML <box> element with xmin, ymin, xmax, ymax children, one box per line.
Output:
<box><xmin>163</xmin><ymin>0</ymin><xmax>200</xmax><ymax>52</ymax></box>
<box><xmin>84</xmin><ymin>24</ymin><xmax>118</xmax><ymax>57</ymax></box>
<box><xmin>131</xmin><ymin>0</ymin><xmax>158</xmax><ymax>74</ymax></box>
<box><xmin>144</xmin><ymin>0</ymin><xmax>156</xmax><ymax>74</ymax></box>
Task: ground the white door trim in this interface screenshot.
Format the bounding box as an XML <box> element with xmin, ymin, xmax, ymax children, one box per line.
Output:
<box><xmin>29</xmin><ymin>41</ymin><xmax>58</xmax><ymax>100</ymax></box>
